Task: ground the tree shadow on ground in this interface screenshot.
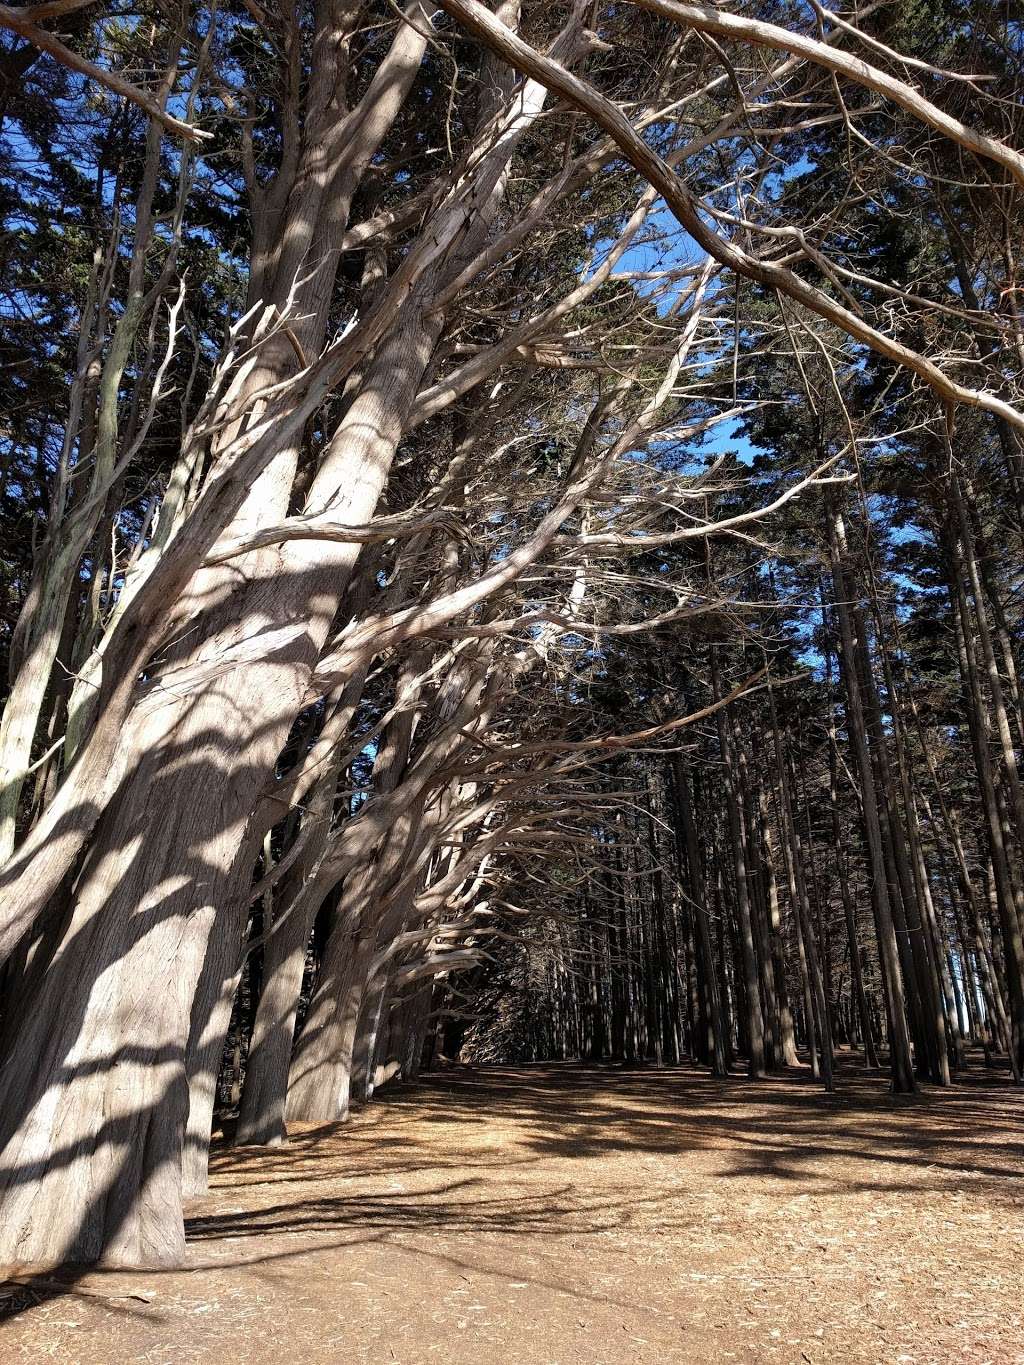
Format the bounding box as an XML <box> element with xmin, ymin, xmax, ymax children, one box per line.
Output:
<box><xmin>210</xmin><ymin>1057</ymin><xmax>1023</xmax><ymax>1192</ymax></box>
<box><xmin>3</xmin><ymin>1058</ymin><xmax>1021</xmax><ymax>1326</ymax></box>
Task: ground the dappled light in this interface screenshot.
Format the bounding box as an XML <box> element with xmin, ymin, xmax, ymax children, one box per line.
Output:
<box><xmin>1</xmin><ymin>0</ymin><xmax>1023</xmax><ymax>1359</ymax></box>
<box><xmin>1</xmin><ymin>1064</ymin><xmax>1021</xmax><ymax>1361</ymax></box>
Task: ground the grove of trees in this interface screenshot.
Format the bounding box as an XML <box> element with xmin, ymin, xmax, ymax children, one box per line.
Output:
<box><xmin>1</xmin><ymin>0</ymin><xmax>1023</xmax><ymax>1270</ymax></box>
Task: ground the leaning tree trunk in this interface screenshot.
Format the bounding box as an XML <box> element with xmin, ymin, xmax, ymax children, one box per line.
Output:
<box><xmin>285</xmin><ymin>890</ymin><xmax>375</xmax><ymax>1125</ymax></box>
<box><xmin>0</xmin><ymin>287</ymin><xmax>444</xmax><ymax>1265</ymax></box>
<box><xmin>235</xmin><ymin>899</ymin><xmax>315</xmax><ymax>1146</ymax></box>
<box><xmin>0</xmin><ymin>0</ymin><xmax>446</xmax><ymax>1265</ymax></box>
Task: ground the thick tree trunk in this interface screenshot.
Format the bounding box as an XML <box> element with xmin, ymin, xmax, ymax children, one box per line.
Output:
<box><xmin>0</xmin><ymin>278</ymin><xmax>444</xmax><ymax>1265</ymax></box>
<box><xmin>285</xmin><ymin>889</ymin><xmax>370</xmax><ymax>1125</ymax></box>
<box><xmin>234</xmin><ymin>884</ymin><xmax>320</xmax><ymax>1146</ymax></box>
<box><xmin>182</xmin><ymin>930</ymin><xmax>245</xmax><ymax>1198</ymax></box>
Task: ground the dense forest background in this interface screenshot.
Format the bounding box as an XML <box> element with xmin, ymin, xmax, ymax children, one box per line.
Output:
<box><xmin>0</xmin><ymin>0</ymin><xmax>1023</xmax><ymax>1272</ymax></box>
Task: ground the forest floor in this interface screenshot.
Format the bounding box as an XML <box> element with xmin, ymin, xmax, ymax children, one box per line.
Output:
<box><xmin>1</xmin><ymin>1058</ymin><xmax>1022</xmax><ymax>1364</ymax></box>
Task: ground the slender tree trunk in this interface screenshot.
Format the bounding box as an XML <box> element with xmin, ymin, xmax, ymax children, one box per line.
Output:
<box><xmin>712</xmin><ymin>652</ymin><xmax>765</xmax><ymax>1078</ymax></box>
<box><xmin>828</xmin><ymin>508</ymin><xmax>916</xmax><ymax>1092</ymax></box>
<box><xmin>946</xmin><ymin>530</ymin><xmax>1024</xmax><ymax>1077</ymax></box>
<box><xmin>669</xmin><ymin>753</ymin><xmax>727</xmax><ymax>1075</ymax></box>
<box><xmin>758</xmin><ymin>783</ymin><xmax>798</xmax><ymax>1066</ymax></box>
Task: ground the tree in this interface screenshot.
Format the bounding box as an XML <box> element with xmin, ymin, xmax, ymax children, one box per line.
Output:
<box><xmin>0</xmin><ymin>0</ymin><xmax>1021</xmax><ymax>1270</ymax></box>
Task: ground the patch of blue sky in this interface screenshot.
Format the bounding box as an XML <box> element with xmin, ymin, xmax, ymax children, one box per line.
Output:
<box><xmin>643</xmin><ymin>414</ymin><xmax>765</xmax><ymax>483</ymax></box>
<box><xmin>761</xmin><ymin>152</ymin><xmax>817</xmax><ymax>200</ymax></box>
<box><xmin>701</xmin><ymin>414</ymin><xmax>763</xmax><ymax>467</ymax></box>
<box><xmin>583</xmin><ymin>128</ymin><xmax>819</xmax><ymax>308</ymax></box>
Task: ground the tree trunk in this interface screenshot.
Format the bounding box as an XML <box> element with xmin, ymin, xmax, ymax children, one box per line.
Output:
<box><xmin>712</xmin><ymin>651</ymin><xmax>766</xmax><ymax>1078</ymax></box>
<box><xmin>828</xmin><ymin>508</ymin><xmax>916</xmax><ymax>1092</ymax></box>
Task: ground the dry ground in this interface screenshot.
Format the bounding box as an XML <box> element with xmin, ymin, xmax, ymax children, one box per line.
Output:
<box><xmin>1</xmin><ymin>1060</ymin><xmax>1022</xmax><ymax>1364</ymax></box>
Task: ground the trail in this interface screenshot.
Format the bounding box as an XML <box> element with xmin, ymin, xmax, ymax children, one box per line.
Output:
<box><xmin>2</xmin><ymin>1062</ymin><xmax>1021</xmax><ymax>1363</ymax></box>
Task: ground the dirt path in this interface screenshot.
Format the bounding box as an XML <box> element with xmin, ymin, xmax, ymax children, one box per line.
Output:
<box><xmin>2</xmin><ymin>1062</ymin><xmax>1022</xmax><ymax>1363</ymax></box>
